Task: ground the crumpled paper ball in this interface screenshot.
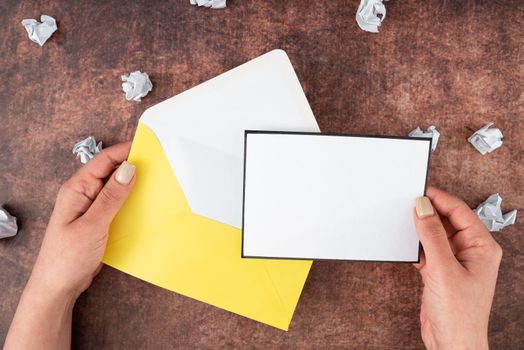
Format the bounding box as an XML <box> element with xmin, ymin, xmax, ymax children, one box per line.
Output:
<box><xmin>474</xmin><ymin>193</ymin><xmax>517</xmax><ymax>232</ymax></box>
<box><xmin>0</xmin><ymin>207</ymin><xmax>18</xmax><ymax>239</ymax></box>
<box><xmin>72</xmin><ymin>136</ymin><xmax>103</xmax><ymax>164</ymax></box>
<box><xmin>21</xmin><ymin>14</ymin><xmax>57</xmax><ymax>46</ymax></box>
<box><xmin>190</xmin><ymin>0</ymin><xmax>226</xmax><ymax>9</ymax></box>
<box><xmin>408</xmin><ymin>125</ymin><xmax>440</xmax><ymax>152</ymax></box>
<box><xmin>356</xmin><ymin>0</ymin><xmax>386</xmax><ymax>33</ymax></box>
<box><xmin>121</xmin><ymin>71</ymin><xmax>153</xmax><ymax>102</ymax></box>
<box><xmin>468</xmin><ymin>122</ymin><xmax>503</xmax><ymax>155</ymax></box>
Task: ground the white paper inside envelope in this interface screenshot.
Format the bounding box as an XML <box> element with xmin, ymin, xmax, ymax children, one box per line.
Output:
<box><xmin>140</xmin><ymin>50</ymin><xmax>320</xmax><ymax>228</ymax></box>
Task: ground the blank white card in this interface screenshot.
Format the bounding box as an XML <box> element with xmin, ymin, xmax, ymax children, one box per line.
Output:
<box><xmin>242</xmin><ymin>132</ymin><xmax>431</xmax><ymax>262</ymax></box>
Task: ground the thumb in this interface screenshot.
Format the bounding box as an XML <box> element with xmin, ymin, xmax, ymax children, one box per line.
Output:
<box><xmin>414</xmin><ymin>196</ymin><xmax>456</xmax><ymax>268</ymax></box>
<box><xmin>83</xmin><ymin>161</ymin><xmax>136</xmax><ymax>229</ymax></box>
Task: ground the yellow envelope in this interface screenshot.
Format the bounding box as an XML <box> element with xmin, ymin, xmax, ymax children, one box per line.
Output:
<box><xmin>103</xmin><ymin>50</ymin><xmax>319</xmax><ymax>330</ymax></box>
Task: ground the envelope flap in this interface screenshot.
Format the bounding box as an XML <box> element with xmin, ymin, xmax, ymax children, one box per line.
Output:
<box><xmin>159</xmin><ymin>134</ymin><xmax>242</xmax><ymax>228</ymax></box>
<box><xmin>138</xmin><ymin>50</ymin><xmax>320</xmax><ymax>228</ymax></box>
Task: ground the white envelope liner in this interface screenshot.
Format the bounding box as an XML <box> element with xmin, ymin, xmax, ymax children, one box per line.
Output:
<box><xmin>140</xmin><ymin>50</ymin><xmax>320</xmax><ymax>228</ymax></box>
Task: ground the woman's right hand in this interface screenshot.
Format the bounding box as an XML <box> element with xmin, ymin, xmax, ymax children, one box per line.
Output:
<box><xmin>414</xmin><ymin>187</ymin><xmax>503</xmax><ymax>350</ymax></box>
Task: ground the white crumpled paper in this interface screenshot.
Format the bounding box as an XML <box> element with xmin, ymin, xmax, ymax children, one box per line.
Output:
<box><xmin>474</xmin><ymin>193</ymin><xmax>517</xmax><ymax>232</ymax></box>
<box><xmin>356</xmin><ymin>0</ymin><xmax>386</xmax><ymax>33</ymax></box>
<box><xmin>408</xmin><ymin>125</ymin><xmax>440</xmax><ymax>151</ymax></box>
<box><xmin>190</xmin><ymin>0</ymin><xmax>226</xmax><ymax>9</ymax></box>
<box><xmin>21</xmin><ymin>15</ymin><xmax>57</xmax><ymax>46</ymax></box>
<box><xmin>0</xmin><ymin>207</ymin><xmax>18</xmax><ymax>239</ymax></box>
<box><xmin>72</xmin><ymin>136</ymin><xmax>102</xmax><ymax>164</ymax></box>
<box><xmin>468</xmin><ymin>122</ymin><xmax>503</xmax><ymax>155</ymax></box>
<box><xmin>121</xmin><ymin>71</ymin><xmax>153</xmax><ymax>102</ymax></box>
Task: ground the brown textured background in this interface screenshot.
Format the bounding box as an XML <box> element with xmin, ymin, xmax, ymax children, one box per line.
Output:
<box><xmin>0</xmin><ymin>0</ymin><xmax>523</xmax><ymax>349</ymax></box>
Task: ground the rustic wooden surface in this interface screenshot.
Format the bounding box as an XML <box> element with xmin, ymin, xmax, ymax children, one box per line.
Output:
<box><xmin>1</xmin><ymin>0</ymin><xmax>522</xmax><ymax>349</ymax></box>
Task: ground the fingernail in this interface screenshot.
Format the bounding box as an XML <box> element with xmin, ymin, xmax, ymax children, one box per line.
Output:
<box><xmin>415</xmin><ymin>196</ymin><xmax>434</xmax><ymax>219</ymax></box>
<box><xmin>115</xmin><ymin>161</ymin><xmax>135</xmax><ymax>185</ymax></box>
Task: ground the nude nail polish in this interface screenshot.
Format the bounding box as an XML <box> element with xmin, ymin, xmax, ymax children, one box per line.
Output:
<box><xmin>415</xmin><ymin>196</ymin><xmax>434</xmax><ymax>218</ymax></box>
<box><xmin>115</xmin><ymin>161</ymin><xmax>136</xmax><ymax>185</ymax></box>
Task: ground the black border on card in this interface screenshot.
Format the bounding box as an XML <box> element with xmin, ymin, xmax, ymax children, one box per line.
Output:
<box><xmin>241</xmin><ymin>130</ymin><xmax>432</xmax><ymax>264</ymax></box>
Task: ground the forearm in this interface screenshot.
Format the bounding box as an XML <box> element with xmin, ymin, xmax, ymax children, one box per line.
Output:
<box><xmin>4</xmin><ymin>276</ymin><xmax>76</xmax><ymax>350</ymax></box>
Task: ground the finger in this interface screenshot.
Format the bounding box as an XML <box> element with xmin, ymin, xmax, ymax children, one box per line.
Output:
<box><xmin>449</xmin><ymin>227</ymin><xmax>498</xmax><ymax>260</ymax></box>
<box><xmin>75</xmin><ymin>142</ymin><xmax>131</xmax><ymax>180</ymax></box>
<box><xmin>81</xmin><ymin>161</ymin><xmax>136</xmax><ymax>230</ymax></box>
<box><xmin>427</xmin><ymin>187</ymin><xmax>495</xmax><ymax>259</ymax></box>
<box><xmin>450</xmin><ymin>232</ymin><xmax>503</xmax><ymax>275</ymax></box>
<box><xmin>440</xmin><ymin>217</ymin><xmax>457</xmax><ymax>238</ymax></box>
<box><xmin>414</xmin><ymin>197</ymin><xmax>456</xmax><ymax>269</ymax></box>
<box><xmin>426</xmin><ymin>187</ymin><xmax>486</xmax><ymax>233</ymax></box>
<box><xmin>413</xmin><ymin>249</ymin><xmax>426</xmax><ymax>270</ymax></box>
<box><xmin>53</xmin><ymin>143</ymin><xmax>131</xmax><ymax>224</ymax></box>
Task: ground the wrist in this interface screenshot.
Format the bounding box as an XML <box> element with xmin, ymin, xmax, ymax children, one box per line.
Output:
<box><xmin>459</xmin><ymin>337</ymin><xmax>489</xmax><ymax>350</ymax></box>
<box><xmin>435</xmin><ymin>334</ymin><xmax>489</xmax><ymax>350</ymax></box>
<box><xmin>29</xmin><ymin>254</ymin><xmax>85</xmax><ymax>302</ymax></box>
<box><xmin>25</xmin><ymin>273</ymin><xmax>78</xmax><ymax>311</ymax></box>
<box><xmin>5</xmin><ymin>268</ymin><xmax>76</xmax><ymax>349</ymax></box>
<box><xmin>457</xmin><ymin>324</ymin><xmax>489</xmax><ymax>350</ymax></box>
